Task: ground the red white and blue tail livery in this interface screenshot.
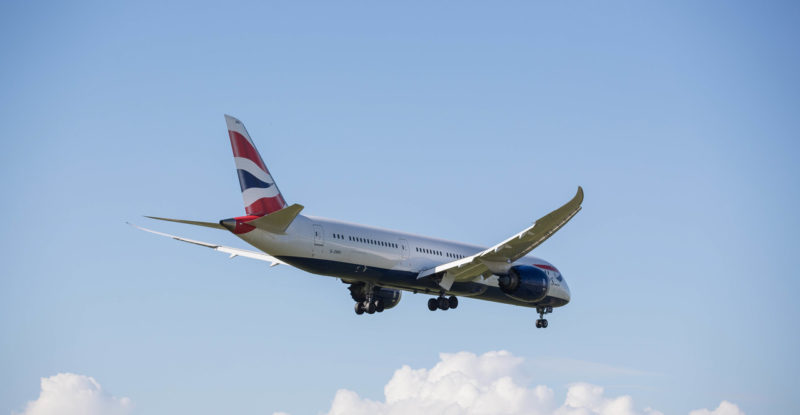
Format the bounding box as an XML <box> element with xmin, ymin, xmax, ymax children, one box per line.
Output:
<box><xmin>133</xmin><ymin>115</ymin><xmax>583</xmax><ymax>329</ymax></box>
<box><xmin>226</xmin><ymin>114</ymin><xmax>287</xmax><ymax>216</ymax></box>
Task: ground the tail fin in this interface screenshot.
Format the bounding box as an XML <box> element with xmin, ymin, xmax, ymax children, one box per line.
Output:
<box><xmin>225</xmin><ymin>114</ymin><xmax>288</xmax><ymax>216</ymax></box>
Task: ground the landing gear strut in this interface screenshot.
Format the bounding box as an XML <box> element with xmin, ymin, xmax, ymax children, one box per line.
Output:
<box><xmin>428</xmin><ymin>295</ymin><xmax>458</xmax><ymax>311</ymax></box>
<box><xmin>535</xmin><ymin>306</ymin><xmax>553</xmax><ymax>328</ymax></box>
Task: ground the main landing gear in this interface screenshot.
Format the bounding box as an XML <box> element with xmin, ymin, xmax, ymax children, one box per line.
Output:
<box><xmin>428</xmin><ymin>295</ymin><xmax>458</xmax><ymax>311</ymax></box>
<box><xmin>354</xmin><ymin>297</ymin><xmax>385</xmax><ymax>315</ymax></box>
<box><xmin>535</xmin><ymin>306</ymin><xmax>553</xmax><ymax>328</ymax></box>
<box><xmin>352</xmin><ymin>282</ymin><xmax>387</xmax><ymax>315</ymax></box>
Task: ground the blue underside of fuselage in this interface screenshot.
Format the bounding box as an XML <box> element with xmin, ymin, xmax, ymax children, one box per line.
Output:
<box><xmin>275</xmin><ymin>255</ymin><xmax>568</xmax><ymax>308</ymax></box>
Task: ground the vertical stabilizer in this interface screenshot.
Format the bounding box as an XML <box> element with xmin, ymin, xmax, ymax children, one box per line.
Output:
<box><xmin>225</xmin><ymin>115</ymin><xmax>288</xmax><ymax>216</ymax></box>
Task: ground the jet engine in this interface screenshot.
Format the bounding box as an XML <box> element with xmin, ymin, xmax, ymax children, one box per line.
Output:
<box><xmin>497</xmin><ymin>265</ymin><xmax>549</xmax><ymax>303</ymax></box>
<box><xmin>373</xmin><ymin>287</ymin><xmax>402</xmax><ymax>309</ymax></box>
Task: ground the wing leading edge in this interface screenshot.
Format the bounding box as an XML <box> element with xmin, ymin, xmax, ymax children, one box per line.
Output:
<box><xmin>418</xmin><ymin>186</ymin><xmax>584</xmax><ymax>290</ymax></box>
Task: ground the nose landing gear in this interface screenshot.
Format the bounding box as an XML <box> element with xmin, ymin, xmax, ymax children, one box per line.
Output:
<box><xmin>428</xmin><ymin>295</ymin><xmax>458</xmax><ymax>311</ymax></box>
<box><xmin>535</xmin><ymin>306</ymin><xmax>553</xmax><ymax>328</ymax></box>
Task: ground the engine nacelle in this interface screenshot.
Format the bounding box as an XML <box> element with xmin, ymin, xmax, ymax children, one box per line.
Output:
<box><xmin>374</xmin><ymin>288</ymin><xmax>402</xmax><ymax>310</ymax></box>
<box><xmin>497</xmin><ymin>265</ymin><xmax>549</xmax><ymax>303</ymax></box>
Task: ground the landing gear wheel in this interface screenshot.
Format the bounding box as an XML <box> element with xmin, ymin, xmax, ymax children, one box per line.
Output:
<box><xmin>437</xmin><ymin>296</ymin><xmax>450</xmax><ymax>310</ymax></box>
<box><xmin>428</xmin><ymin>298</ymin><xmax>438</xmax><ymax>311</ymax></box>
<box><xmin>535</xmin><ymin>306</ymin><xmax>552</xmax><ymax>328</ymax></box>
<box><xmin>448</xmin><ymin>296</ymin><xmax>458</xmax><ymax>309</ymax></box>
<box><xmin>365</xmin><ymin>300</ymin><xmax>376</xmax><ymax>314</ymax></box>
<box><xmin>374</xmin><ymin>299</ymin><xmax>385</xmax><ymax>313</ymax></box>
<box><xmin>355</xmin><ymin>302</ymin><xmax>364</xmax><ymax>315</ymax></box>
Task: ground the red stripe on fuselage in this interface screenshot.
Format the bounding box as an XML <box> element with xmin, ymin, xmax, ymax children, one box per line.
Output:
<box><xmin>229</xmin><ymin>131</ymin><xmax>269</xmax><ymax>172</ymax></box>
<box><xmin>535</xmin><ymin>264</ymin><xmax>559</xmax><ymax>272</ymax></box>
<box><xmin>231</xmin><ymin>215</ymin><xmax>259</xmax><ymax>234</ymax></box>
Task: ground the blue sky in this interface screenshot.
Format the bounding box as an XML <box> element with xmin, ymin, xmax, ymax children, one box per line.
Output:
<box><xmin>1</xmin><ymin>1</ymin><xmax>798</xmax><ymax>414</ymax></box>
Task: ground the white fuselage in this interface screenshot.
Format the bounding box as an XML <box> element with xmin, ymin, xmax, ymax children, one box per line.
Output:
<box><xmin>235</xmin><ymin>214</ymin><xmax>571</xmax><ymax>308</ymax></box>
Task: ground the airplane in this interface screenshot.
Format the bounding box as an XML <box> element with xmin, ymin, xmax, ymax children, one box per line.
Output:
<box><xmin>132</xmin><ymin>115</ymin><xmax>583</xmax><ymax>328</ymax></box>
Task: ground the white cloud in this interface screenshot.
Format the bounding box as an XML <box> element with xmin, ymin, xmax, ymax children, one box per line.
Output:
<box><xmin>275</xmin><ymin>351</ymin><xmax>745</xmax><ymax>415</ymax></box>
<box><xmin>15</xmin><ymin>373</ymin><xmax>132</xmax><ymax>415</ymax></box>
<box><xmin>688</xmin><ymin>401</ymin><xmax>746</xmax><ymax>415</ymax></box>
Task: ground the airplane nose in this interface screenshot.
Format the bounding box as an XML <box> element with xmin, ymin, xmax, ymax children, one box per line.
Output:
<box><xmin>558</xmin><ymin>277</ymin><xmax>571</xmax><ymax>305</ymax></box>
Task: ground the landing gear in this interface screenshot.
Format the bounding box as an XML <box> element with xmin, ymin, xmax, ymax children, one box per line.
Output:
<box><xmin>428</xmin><ymin>295</ymin><xmax>458</xmax><ymax>311</ymax></box>
<box><xmin>535</xmin><ymin>306</ymin><xmax>553</xmax><ymax>328</ymax></box>
<box><xmin>428</xmin><ymin>298</ymin><xmax>438</xmax><ymax>311</ymax></box>
<box><xmin>448</xmin><ymin>296</ymin><xmax>458</xmax><ymax>309</ymax></box>
<box><xmin>354</xmin><ymin>299</ymin><xmax>381</xmax><ymax>315</ymax></box>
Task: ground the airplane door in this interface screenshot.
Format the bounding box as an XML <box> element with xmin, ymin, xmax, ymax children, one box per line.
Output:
<box><xmin>399</xmin><ymin>238</ymin><xmax>409</xmax><ymax>259</ymax></box>
<box><xmin>313</xmin><ymin>224</ymin><xmax>324</xmax><ymax>257</ymax></box>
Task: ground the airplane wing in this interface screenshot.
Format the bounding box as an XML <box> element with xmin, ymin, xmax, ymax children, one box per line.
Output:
<box><xmin>128</xmin><ymin>223</ymin><xmax>286</xmax><ymax>266</ymax></box>
<box><xmin>417</xmin><ymin>186</ymin><xmax>583</xmax><ymax>290</ymax></box>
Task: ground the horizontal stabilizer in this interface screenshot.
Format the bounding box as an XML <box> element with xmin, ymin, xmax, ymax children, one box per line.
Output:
<box><xmin>128</xmin><ymin>222</ymin><xmax>285</xmax><ymax>266</ymax></box>
<box><xmin>245</xmin><ymin>203</ymin><xmax>304</xmax><ymax>234</ymax></box>
<box><xmin>145</xmin><ymin>216</ymin><xmax>224</xmax><ymax>230</ymax></box>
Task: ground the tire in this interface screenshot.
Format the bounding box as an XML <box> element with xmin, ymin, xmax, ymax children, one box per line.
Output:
<box><xmin>428</xmin><ymin>298</ymin><xmax>438</xmax><ymax>311</ymax></box>
<box><xmin>366</xmin><ymin>301</ymin><xmax>376</xmax><ymax>314</ymax></box>
<box><xmin>355</xmin><ymin>302</ymin><xmax>364</xmax><ymax>315</ymax></box>
<box><xmin>438</xmin><ymin>296</ymin><xmax>450</xmax><ymax>310</ymax></box>
<box><xmin>448</xmin><ymin>296</ymin><xmax>458</xmax><ymax>309</ymax></box>
<box><xmin>535</xmin><ymin>319</ymin><xmax>542</xmax><ymax>328</ymax></box>
<box><xmin>541</xmin><ymin>319</ymin><xmax>548</xmax><ymax>328</ymax></box>
<box><xmin>375</xmin><ymin>299</ymin><xmax>385</xmax><ymax>313</ymax></box>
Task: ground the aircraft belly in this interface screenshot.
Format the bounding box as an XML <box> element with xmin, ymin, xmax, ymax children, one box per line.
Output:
<box><xmin>274</xmin><ymin>256</ymin><xmax>564</xmax><ymax>309</ymax></box>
